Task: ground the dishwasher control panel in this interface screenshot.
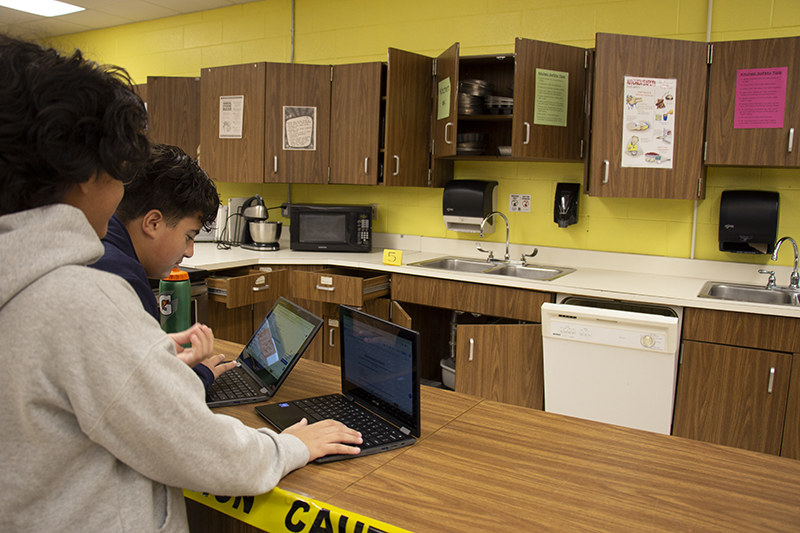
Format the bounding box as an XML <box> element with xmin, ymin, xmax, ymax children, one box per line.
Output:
<box><xmin>548</xmin><ymin>319</ymin><xmax>668</xmax><ymax>351</ymax></box>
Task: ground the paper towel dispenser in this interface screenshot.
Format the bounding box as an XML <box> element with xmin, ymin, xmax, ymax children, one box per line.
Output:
<box><xmin>719</xmin><ymin>190</ymin><xmax>779</xmax><ymax>254</ymax></box>
<box><xmin>443</xmin><ymin>180</ymin><xmax>498</xmax><ymax>234</ymax></box>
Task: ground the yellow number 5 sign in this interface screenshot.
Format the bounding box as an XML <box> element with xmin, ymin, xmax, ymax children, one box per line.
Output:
<box><xmin>382</xmin><ymin>249</ymin><xmax>403</xmax><ymax>266</ymax></box>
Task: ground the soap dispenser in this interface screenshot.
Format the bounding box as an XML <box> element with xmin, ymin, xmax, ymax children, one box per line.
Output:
<box><xmin>554</xmin><ymin>183</ymin><xmax>580</xmax><ymax>228</ymax></box>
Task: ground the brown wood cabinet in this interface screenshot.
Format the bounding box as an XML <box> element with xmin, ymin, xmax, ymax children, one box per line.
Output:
<box><xmin>587</xmin><ymin>33</ymin><xmax>708</xmax><ymax>199</ymax></box>
<box><xmin>146</xmin><ymin>76</ymin><xmax>200</xmax><ymax>158</ymax></box>
<box><xmin>264</xmin><ymin>63</ymin><xmax>331</xmax><ymax>184</ymax></box>
<box><xmin>673</xmin><ymin>307</ymin><xmax>799</xmax><ymax>456</ymax></box>
<box><xmin>434</xmin><ymin>39</ymin><xmax>587</xmax><ymax>162</ymax></box>
<box><xmin>199</xmin><ymin>63</ymin><xmax>266</xmax><ymax>183</ymax></box>
<box><xmin>705</xmin><ymin>36</ymin><xmax>800</xmax><ymax>167</ymax></box>
<box><xmin>392</xmin><ymin>273</ymin><xmax>553</xmax><ymax>408</ymax></box>
<box><xmin>385</xmin><ymin>48</ymin><xmax>450</xmax><ymax>187</ymax></box>
<box><xmin>330</xmin><ymin>62</ymin><xmax>384</xmax><ymax>185</ymax></box>
<box><xmin>456</xmin><ymin>323</ymin><xmax>543</xmax><ymax>409</ymax></box>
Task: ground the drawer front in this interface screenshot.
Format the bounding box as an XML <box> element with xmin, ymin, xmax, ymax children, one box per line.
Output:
<box><xmin>683</xmin><ymin>308</ymin><xmax>798</xmax><ymax>353</ymax></box>
<box><xmin>391</xmin><ymin>274</ymin><xmax>553</xmax><ymax>323</ymax></box>
<box><xmin>290</xmin><ymin>269</ymin><xmax>390</xmax><ymax>306</ymax></box>
<box><xmin>208</xmin><ymin>269</ymin><xmax>284</xmax><ymax>309</ymax></box>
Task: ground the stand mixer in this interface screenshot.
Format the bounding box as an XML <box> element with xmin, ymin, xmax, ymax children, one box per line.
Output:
<box><xmin>240</xmin><ymin>195</ymin><xmax>282</xmax><ymax>251</ymax></box>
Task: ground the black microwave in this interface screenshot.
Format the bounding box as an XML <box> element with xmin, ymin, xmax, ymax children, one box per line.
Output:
<box><xmin>289</xmin><ymin>204</ymin><xmax>372</xmax><ymax>252</ymax></box>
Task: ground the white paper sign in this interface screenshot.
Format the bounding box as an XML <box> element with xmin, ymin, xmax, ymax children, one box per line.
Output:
<box><xmin>219</xmin><ymin>95</ymin><xmax>244</xmax><ymax>139</ymax></box>
<box><xmin>283</xmin><ymin>106</ymin><xmax>316</xmax><ymax>150</ymax></box>
<box><xmin>620</xmin><ymin>76</ymin><xmax>676</xmax><ymax>169</ymax></box>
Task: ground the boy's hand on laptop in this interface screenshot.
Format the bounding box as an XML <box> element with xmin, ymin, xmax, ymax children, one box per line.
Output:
<box><xmin>283</xmin><ymin>418</ymin><xmax>363</xmax><ymax>461</ymax></box>
<box><xmin>202</xmin><ymin>353</ymin><xmax>237</xmax><ymax>379</ymax></box>
<box><xmin>170</xmin><ymin>323</ymin><xmax>214</xmax><ymax>367</ymax></box>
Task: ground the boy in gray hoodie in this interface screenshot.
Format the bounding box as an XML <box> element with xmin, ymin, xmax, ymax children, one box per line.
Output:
<box><xmin>0</xmin><ymin>35</ymin><xmax>361</xmax><ymax>533</ymax></box>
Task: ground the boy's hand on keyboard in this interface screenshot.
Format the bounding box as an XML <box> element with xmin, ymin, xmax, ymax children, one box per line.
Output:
<box><xmin>282</xmin><ymin>418</ymin><xmax>363</xmax><ymax>462</ymax></box>
<box><xmin>203</xmin><ymin>353</ymin><xmax>237</xmax><ymax>379</ymax></box>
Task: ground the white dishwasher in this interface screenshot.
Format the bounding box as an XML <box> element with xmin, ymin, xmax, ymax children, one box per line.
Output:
<box><xmin>541</xmin><ymin>297</ymin><xmax>681</xmax><ymax>435</ymax></box>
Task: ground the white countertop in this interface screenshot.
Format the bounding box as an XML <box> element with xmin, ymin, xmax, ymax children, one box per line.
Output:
<box><xmin>184</xmin><ymin>234</ymin><xmax>800</xmax><ymax>319</ymax></box>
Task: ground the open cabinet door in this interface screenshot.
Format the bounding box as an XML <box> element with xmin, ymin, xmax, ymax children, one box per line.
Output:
<box><xmin>456</xmin><ymin>324</ymin><xmax>543</xmax><ymax>409</ymax></box>
<box><xmin>384</xmin><ymin>48</ymin><xmax>435</xmax><ymax>187</ymax></box>
<box><xmin>432</xmin><ymin>43</ymin><xmax>460</xmax><ymax>159</ymax></box>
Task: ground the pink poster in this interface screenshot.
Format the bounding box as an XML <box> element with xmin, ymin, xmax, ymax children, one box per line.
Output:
<box><xmin>734</xmin><ymin>67</ymin><xmax>787</xmax><ymax>129</ymax></box>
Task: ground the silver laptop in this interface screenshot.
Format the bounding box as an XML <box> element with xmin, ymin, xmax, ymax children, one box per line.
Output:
<box><xmin>206</xmin><ymin>297</ymin><xmax>322</xmax><ymax>407</ymax></box>
<box><xmin>255</xmin><ymin>305</ymin><xmax>421</xmax><ymax>463</ymax></box>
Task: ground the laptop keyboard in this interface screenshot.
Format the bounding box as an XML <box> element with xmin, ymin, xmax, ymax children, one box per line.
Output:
<box><xmin>208</xmin><ymin>370</ymin><xmax>258</xmax><ymax>401</ymax></box>
<box><xmin>294</xmin><ymin>395</ymin><xmax>406</xmax><ymax>447</ymax></box>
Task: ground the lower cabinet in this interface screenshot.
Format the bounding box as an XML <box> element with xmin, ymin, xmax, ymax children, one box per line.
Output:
<box><xmin>392</xmin><ymin>273</ymin><xmax>553</xmax><ymax>409</ymax></box>
<box><xmin>673</xmin><ymin>308</ymin><xmax>800</xmax><ymax>457</ymax></box>
<box><xmin>456</xmin><ymin>323</ymin><xmax>543</xmax><ymax>409</ymax></box>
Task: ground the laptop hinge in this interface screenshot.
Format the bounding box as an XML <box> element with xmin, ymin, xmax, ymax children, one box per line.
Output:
<box><xmin>400</xmin><ymin>426</ymin><xmax>411</xmax><ymax>436</ymax></box>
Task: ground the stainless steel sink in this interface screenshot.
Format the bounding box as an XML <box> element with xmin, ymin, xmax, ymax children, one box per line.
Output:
<box><xmin>486</xmin><ymin>264</ymin><xmax>575</xmax><ymax>281</ymax></box>
<box><xmin>411</xmin><ymin>257</ymin><xmax>495</xmax><ymax>273</ymax></box>
<box><xmin>409</xmin><ymin>256</ymin><xmax>575</xmax><ymax>282</ymax></box>
<box><xmin>698</xmin><ymin>281</ymin><xmax>799</xmax><ymax>306</ymax></box>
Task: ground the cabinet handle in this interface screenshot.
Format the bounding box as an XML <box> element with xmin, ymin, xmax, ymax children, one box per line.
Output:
<box><xmin>315</xmin><ymin>285</ymin><xmax>335</xmax><ymax>292</ymax></box>
<box><xmin>364</xmin><ymin>157</ymin><xmax>369</xmax><ymax>174</ymax></box>
<box><xmin>602</xmin><ymin>160</ymin><xmax>610</xmax><ymax>184</ymax></box>
<box><xmin>768</xmin><ymin>367</ymin><xmax>775</xmax><ymax>393</ymax></box>
<box><xmin>789</xmin><ymin>128</ymin><xmax>795</xmax><ymax>153</ymax></box>
<box><xmin>524</xmin><ymin>122</ymin><xmax>531</xmax><ymax>145</ymax></box>
<box><xmin>273</xmin><ymin>155</ymin><xmax>278</xmax><ymax>174</ymax></box>
<box><xmin>445</xmin><ymin>122</ymin><xmax>453</xmax><ymax>144</ymax></box>
<box><xmin>393</xmin><ymin>155</ymin><xmax>400</xmax><ymax>176</ymax></box>
<box><xmin>329</xmin><ymin>328</ymin><xmax>335</xmax><ymax>347</ymax></box>
<box><xmin>468</xmin><ymin>338</ymin><xmax>474</xmax><ymax>362</ymax></box>
<box><xmin>252</xmin><ymin>285</ymin><xmax>270</xmax><ymax>292</ymax></box>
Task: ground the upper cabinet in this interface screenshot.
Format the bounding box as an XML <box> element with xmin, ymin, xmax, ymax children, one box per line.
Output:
<box><xmin>433</xmin><ymin>38</ymin><xmax>587</xmax><ymax>162</ymax></box>
<box><xmin>147</xmin><ymin>76</ymin><xmax>201</xmax><ymax>158</ymax></box>
<box><xmin>330</xmin><ymin>62</ymin><xmax>384</xmax><ymax>186</ymax></box>
<box><xmin>264</xmin><ymin>63</ymin><xmax>331</xmax><ymax>184</ymax></box>
<box><xmin>705</xmin><ymin>36</ymin><xmax>800</xmax><ymax>168</ymax></box>
<box><xmin>586</xmin><ymin>34</ymin><xmax>708</xmax><ymax>199</ymax></box>
<box><xmin>199</xmin><ymin>63</ymin><xmax>266</xmax><ymax>183</ymax></box>
<box><xmin>330</xmin><ymin>50</ymin><xmax>448</xmax><ymax>187</ymax></box>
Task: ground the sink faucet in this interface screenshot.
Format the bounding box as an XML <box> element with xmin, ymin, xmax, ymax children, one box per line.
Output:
<box><xmin>772</xmin><ymin>236</ymin><xmax>799</xmax><ymax>290</ymax></box>
<box><xmin>479</xmin><ymin>211</ymin><xmax>510</xmax><ymax>261</ymax></box>
<box><xmin>477</xmin><ymin>211</ymin><xmax>538</xmax><ymax>264</ymax></box>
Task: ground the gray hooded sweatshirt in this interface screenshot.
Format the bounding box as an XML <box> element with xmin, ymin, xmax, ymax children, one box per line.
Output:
<box><xmin>0</xmin><ymin>204</ymin><xmax>309</xmax><ymax>532</ymax></box>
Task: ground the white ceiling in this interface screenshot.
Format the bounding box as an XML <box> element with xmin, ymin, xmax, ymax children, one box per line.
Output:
<box><xmin>0</xmin><ymin>0</ymin><xmax>262</xmax><ymax>39</ymax></box>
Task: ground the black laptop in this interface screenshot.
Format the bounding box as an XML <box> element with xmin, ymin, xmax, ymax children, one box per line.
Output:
<box><xmin>206</xmin><ymin>297</ymin><xmax>322</xmax><ymax>407</ymax></box>
<box><xmin>255</xmin><ymin>304</ymin><xmax>421</xmax><ymax>463</ymax></box>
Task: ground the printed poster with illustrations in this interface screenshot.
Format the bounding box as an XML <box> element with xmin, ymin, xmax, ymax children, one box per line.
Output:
<box><xmin>621</xmin><ymin>76</ymin><xmax>676</xmax><ymax>169</ymax></box>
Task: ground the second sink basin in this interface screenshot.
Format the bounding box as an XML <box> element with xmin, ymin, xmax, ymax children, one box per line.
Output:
<box><xmin>409</xmin><ymin>256</ymin><xmax>575</xmax><ymax>282</ymax></box>
<box><xmin>698</xmin><ymin>281</ymin><xmax>799</xmax><ymax>306</ymax></box>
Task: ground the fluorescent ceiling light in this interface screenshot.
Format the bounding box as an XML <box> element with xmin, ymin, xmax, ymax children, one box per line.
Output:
<box><xmin>0</xmin><ymin>0</ymin><xmax>85</xmax><ymax>17</ymax></box>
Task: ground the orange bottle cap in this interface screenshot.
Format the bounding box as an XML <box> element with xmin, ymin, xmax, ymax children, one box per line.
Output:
<box><xmin>164</xmin><ymin>268</ymin><xmax>189</xmax><ymax>281</ymax></box>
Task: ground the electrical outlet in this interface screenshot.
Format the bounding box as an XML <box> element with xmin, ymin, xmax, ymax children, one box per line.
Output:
<box><xmin>371</xmin><ymin>204</ymin><xmax>378</xmax><ymax>220</ymax></box>
<box><xmin>281</xmin><ymin>203</ymin><xmax>291</xmax><ymax>218</ymax></box>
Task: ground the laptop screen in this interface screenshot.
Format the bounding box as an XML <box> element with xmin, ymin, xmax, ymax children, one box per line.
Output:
<box><xmin>339</xmin><ymin>305</ymin><xmax>420</xmax><ymax>436</ymax></box>
<box><xmin>239</xmin><ymin>298</ymin><xmax>322</xmax><ymax>393</ymax></box>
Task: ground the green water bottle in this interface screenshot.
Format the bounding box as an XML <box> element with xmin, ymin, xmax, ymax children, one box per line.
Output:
<box><xmin>159</xmin><ymin>268</ymin><xmax>191</xmax><ymax>336</ymax></box>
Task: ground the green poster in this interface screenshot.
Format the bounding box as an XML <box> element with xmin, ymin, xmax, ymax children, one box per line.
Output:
<box><xmin>534</xmin><ymin>69</ymin><xmax>568</xmax><ymax>127</ymax></box>
<box><xmin>437</xmin><ymin>77</ymin><xmax>451</xmax><ymax>120</ymax></box>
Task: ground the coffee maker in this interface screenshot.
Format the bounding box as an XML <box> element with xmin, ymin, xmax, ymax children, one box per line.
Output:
<box><xmin>240</xmin><ymin>195</ymin><xmax>282</xmax><ymax>251</ymax></box>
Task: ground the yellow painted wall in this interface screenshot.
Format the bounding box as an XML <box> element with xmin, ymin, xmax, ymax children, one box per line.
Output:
<box><xmin>45</xmin><ymin>0</ymin><xmax>800</xmax><ymax>265</ymax></box>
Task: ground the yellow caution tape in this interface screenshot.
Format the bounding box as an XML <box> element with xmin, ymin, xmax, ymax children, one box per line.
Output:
<box><xmin>184</xmin><ymin>487</ymin><xmax>412</xmax><ymax>533</ymax></box>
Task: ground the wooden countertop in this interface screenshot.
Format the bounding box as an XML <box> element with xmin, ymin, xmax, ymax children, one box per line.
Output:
<box><xmin>202</xmin><ymin>340</ymin><xmax>800</xmax><ymax>533</ymax></box>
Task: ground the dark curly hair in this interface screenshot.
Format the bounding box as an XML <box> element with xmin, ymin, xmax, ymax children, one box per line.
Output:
<box><xmin>0</xmin><ymin>35</ymin><xmax>149</xmax><ymax>216</ymax></box>
<box><xmin>115</xmin><ymin>143</ymin><xmax>220</xmax><ymax>231</ymax></box>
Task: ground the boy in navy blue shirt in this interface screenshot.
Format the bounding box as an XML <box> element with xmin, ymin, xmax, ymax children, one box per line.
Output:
<box><xmin>92</xmin><ymin>143</ymin><xmax>235</xmax><ymax>388</ymax></box>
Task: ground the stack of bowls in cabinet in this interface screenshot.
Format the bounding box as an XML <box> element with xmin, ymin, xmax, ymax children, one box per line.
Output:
<box><xmin>458</xmin><ymin>79</ymin><xmax>494</xmax><ymax>115</ymax></box>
